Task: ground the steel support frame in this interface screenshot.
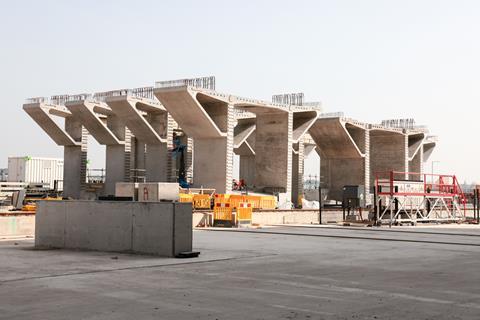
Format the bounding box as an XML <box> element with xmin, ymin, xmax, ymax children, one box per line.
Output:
<box><xmin>376</xmin><ymin>194</ymin><xmax>464</xmax><ymax>224</ymax></box>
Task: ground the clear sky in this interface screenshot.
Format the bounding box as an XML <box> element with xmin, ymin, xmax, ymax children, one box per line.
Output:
<box><xmin>1</xmin><ymin>0</ymin><xmax>479</xmax><ymax>182</ymax></box>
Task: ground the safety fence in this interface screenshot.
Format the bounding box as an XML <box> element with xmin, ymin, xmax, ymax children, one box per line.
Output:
<box><xmin>180</xmin><ymin>193</ymin><xmax>277</xmax><ymax>211</ymax></box>
<box><xmin>236</xmin><ymin>202</ymin><xmax>253</xmax><ymax>223</ymax></box>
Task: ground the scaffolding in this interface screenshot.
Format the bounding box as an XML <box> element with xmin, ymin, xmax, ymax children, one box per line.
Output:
<box><xmin>374</xmin><ymin>171</ymin><xmax>466</xmax><ymax>225</ymax></box>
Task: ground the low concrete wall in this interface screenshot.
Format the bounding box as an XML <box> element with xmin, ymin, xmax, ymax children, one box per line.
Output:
<box><xmin>36</xmin><ymin>201</ymin><xmax>192</xmax><ymax>257</ymax></box>
<box><xmin>0</xmin><ymin>214</ymin><xmax>35</xmax><ymax>237</ymax></box>
<box><xmin>192</xmin><ymin>209</ymin><xmax>345</xmax><ymax>227</ymax></box>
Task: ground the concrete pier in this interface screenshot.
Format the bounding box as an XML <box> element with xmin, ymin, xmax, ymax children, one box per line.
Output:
<box><xmin>234</xmin><ymin>118</ymin><xmax>256</xmax><ymax>185</ymax></box>
<box><xmin>254</xmin><ymin>111</ymin><xmax>293</xmax><ymax>198</ymax></box>
<box><xmin>65</xmin><ymin>100</ymin><xmax>132</xmax><ymax>195</ymax></box>
<box><xmin>63</xmin><ymin>117</ymin><xmax>88</xmax><ymax>199</ymax></box>
<box><xmin>106</xmin><ymin>95</ymin><xmax>169</xmax><ymax>183</ymax></box>
<box><xmin>369</xmin><ymin>129</ymin><xmax>408</xmax><ymax>183</ymax></box>
<box><xmin>154</xmin><ymin>87</ymin><xmax>234</xmax><ymax>193</ymax></box>
<box><xmin>309</xmin><ymin>118</ymin><xmax>368</xmax><ymax>201</ymax></box>
<box><xmin>23</xmin><ymin>101</ymin><xmax>88</xmax><ymax>199</ymax></box>
<box><xmin>291</xmin><ymin>111</ymin><xmax>318</xmax><ymax>204</ymax></box>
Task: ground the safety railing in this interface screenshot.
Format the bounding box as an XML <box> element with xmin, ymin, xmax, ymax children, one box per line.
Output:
<box><xmin>25</xmin><ymin>97</ymin><xmax>48</xmax><ymax>104</ymax></box>
<box><xmin>375</xmin><ymin>171</ymin><xmax>465</xmax><ymax>200</ymax></box>
<box><xmin>155</xmin><ymin>76</ymin><xmax>216</xmax><ymax>90</ymax></box>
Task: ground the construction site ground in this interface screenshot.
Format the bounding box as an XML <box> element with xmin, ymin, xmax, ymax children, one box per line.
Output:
<box><xmin>1</xmin><ymin>224</ymin><xmax>480</xmax><ymax>319</ymax></box>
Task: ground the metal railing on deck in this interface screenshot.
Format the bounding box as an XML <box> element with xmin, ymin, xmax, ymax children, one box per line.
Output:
<box><xmin>155</xmin><ymin>76</ymin><xmax>216</xmax><ymax>90</ymax></box>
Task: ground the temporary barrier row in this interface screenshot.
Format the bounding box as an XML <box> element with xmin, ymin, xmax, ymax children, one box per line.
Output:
<box><xmin>214</xmin><ymin>194</ymin><xmax>277</xmax><ymax>209</ymax></box>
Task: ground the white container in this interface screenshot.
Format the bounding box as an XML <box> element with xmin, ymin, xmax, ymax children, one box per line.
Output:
<box><xmin>115</xmin><ymin>182</ymin><xmax>139</xmax><ymax>200</ymax></box>
<box><xmin>8</xmin><ymin>157</ymin><xmax>63</xmax><ymax>189</ymax></box>
<box><xmin>138</xmin><ymin>183</ymin><xmax>179</xmax><ymax>202</ymax></box>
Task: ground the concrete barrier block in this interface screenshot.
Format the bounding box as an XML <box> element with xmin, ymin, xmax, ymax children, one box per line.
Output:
<box><xmin>115</xmin><ymin>183</ymin><xmax>138</xmax><ymax>200</ymax></box>
<box><xmin>138</xmin><ymin>183</ymin><xmax>180</xmax><ymax>202</ymax></box>
<box><xmin>65</xmin><ymin>201</ymin><xmax>134</xmax><ymax>252</ymax></box>
<box><xmin>173</xmin><ymin>203</ymin><xmax>193</xmax><ymax>255</ymax></box>
<box><xmin>132</xmin><ymin>202</ymin><xmax>174</xmax><ymax>256</ymax></box>
<box><xmin>35</xmin><ymin>201</ymin><xmax>66</xmax><ymax>248</ymax></box>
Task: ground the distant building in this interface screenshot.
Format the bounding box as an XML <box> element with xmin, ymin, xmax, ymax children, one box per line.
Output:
<box><xmin>8</xmin><ymin>156</ymin><xmax>63</xmax><ymax>189</ymax></box>
<box><xmin>0</xmin><ymin>168</ymin><xmax>7</xmax><ymax>182</ymax></box>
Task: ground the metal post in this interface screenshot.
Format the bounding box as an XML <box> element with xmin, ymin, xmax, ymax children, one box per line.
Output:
<box><xmin>318</xmin><ymin>186</ymin><xmax>322</xmax><ymax>225</ymax></box>
<box><xmin>477</xmin><ymin>189</ymin><xmax>480</xmax><ymax>224</ymax></box>
<box><xmin>389</xmin><ymin>196</ymin><xmax>393</xmax><ymax>228</ymax></box>
<box><xmin>473</xmin><ymin>189</ymin><xmax>476</xmax><ymax>222</ymax></box>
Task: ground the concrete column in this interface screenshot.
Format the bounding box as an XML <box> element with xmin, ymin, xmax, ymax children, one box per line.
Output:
<box><xmin>104</xmin><ymin>115</ymin><xmax>131</xmax><ymax>195</ymax></box>
<box><xmin>409</xmin><ymin>144</ymin><xmax>424</xmax><ymax>175</ymax></box>
<box><xmin>192</xmin><ymin>105</ymin><xmax>234</xmax><ymax>193</ymax></box>
<box><xmin>291</xmin><ymin>141</ymin><xmax>305</xmax><ymax>206</ymax></box>
<box><xmin>145</xmin><ymin>113</ymin><xmax>168</xmax><ymax>182</ymax></box>
<box><xmin>63</xmin><ymin>118</ymin><xmax>87</xmax><ymax>199</ymax></box>
<box><xmin>370</xmin><ymin>131</ymin><xmax>408</xmax><ymax>187</ymax></box>
<box><xmin>239</xmin><ymin>155</ymin><xmax>255</xmax><ymax>186</ymax></box>
<box><xmin>131</xmin><ymin>138</ymin><xmax>146</xmax><ymax>180</ymax></box>
<box><xmin>364</xmin><ymin>129</ymin><xmax>371</xmax><ymax>203</ymax></box>
<box><xmin>254</xmin><ymin>111</ymin><xmax>293</xmax><ymax>199</ymax></box>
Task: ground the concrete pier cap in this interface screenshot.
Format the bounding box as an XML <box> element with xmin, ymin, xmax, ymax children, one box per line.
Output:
<box><xmin>24</xmin><ymin>96</ymin><xmax>88</xmax><ymax>199</ymax></box>
<box><xmin>23</xmin><ymin>98</ymin><xmax>79</xmax><ymax>147</ymax></box>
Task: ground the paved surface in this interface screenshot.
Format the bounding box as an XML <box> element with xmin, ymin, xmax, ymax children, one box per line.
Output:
<box><xmin>1</xmin><ymin>225</ymin><xmax>480</xmax><ymax>319</ymax></box>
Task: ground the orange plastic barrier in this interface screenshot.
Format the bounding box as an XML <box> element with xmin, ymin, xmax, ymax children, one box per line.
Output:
<box><xmin>228</xmin><ymin>194</ymin><xmax>245</xmax><ymax>209</ymax></box>
<box><xmin>213</xmin><ymin>202</ymin><xmax>233</xmax><ymax>221</ymax></box>
<box><xmin>244</xmin><ymin>195</ymin><xmax>261</xmax><ymax>209</ymax></box>
<box><xmin>179</xmin><ymin>193</ymin><xmax>194</xmax><ymax>203</ymax></box>
<box><xmin>259</xmin><ymin>195</ymin><xmax>277</xmax><ymax>209</ymax></box>
<box><xmin>193</xmin><ymin>194</ymin><xmax>211</xmax><ymax>209</ymax></box>
<box><xmin>214</xmin><ymin>194</ymin><xmax>230</xmax><ymax>205</ymax></box>
<box><xmin>236</xmin><ymin>202</ymin><xmax>253</xmax><ymax>222</ymax></box>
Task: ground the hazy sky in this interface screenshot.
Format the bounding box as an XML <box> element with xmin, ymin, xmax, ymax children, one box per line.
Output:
<box><xmin>1</xmin><ymin>0</ymin><xmax>479</xmax><ymax>182</ymax></box>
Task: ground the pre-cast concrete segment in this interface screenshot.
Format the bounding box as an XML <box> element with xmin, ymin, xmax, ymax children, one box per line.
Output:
<box><xmin>65</xmin><ymin>100</ymin><xmax>122</xmax><ymax>145</ymax></box>
<box><xmin>23</xmin><ymin>103</ymin><xmax>79</xmax><ymax>146</ymax></box>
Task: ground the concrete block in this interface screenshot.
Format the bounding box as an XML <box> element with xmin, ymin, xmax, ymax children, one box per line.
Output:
<box><xmin>65</xmin><ymin>201</ymin><xmax>133</xmax><ymax>252</ymax></box>
<box><xmin>138</xmin><ymin>183</ymin><xmax>179</xmax><ymax>202</ymax></box>
<box><xmin>35</xmin><ymin>200</ymin><xmax>192</xmax><ymax>257</ymax></box>
<box><xmin>173</xmin><ymin>203</ymin><xmax>193</xmax><ymax>255</ymax></box>
<box><xmin>132</xmin><ymin>202</ymin><xmax>174</xmax><ymax>256</ymax></box>
<box><xmin>35</xmin><ymin>201</ymin><xmax>67</xmax><ymax>248</ymax></box>
<box><xmin>115</xmin><ymin>182</ymin><xmax>138</xmax><ymax>200</ymax></box>
<box><xmin>132</xmin><ymin>202</ymin><xmax>192</xmax><ymax>256</ymax></box>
